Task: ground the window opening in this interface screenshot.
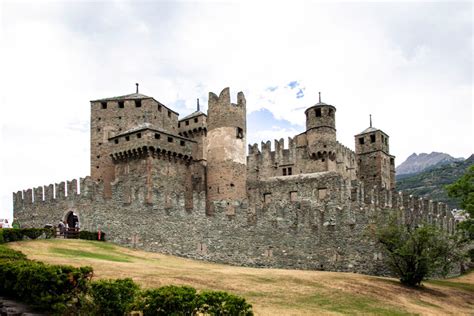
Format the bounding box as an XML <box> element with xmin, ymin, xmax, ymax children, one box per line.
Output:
<box><xmin>155</xmin><ymin>133</ymin><xmax>160</xmax><ymax>139</ymax></box>
<box><xmin>370</xmin><ymin>134</ymin><xmax>376</xmax><ymax>143</ymax></box>
<box><xmin>236</xmin><ymin>127</ymin><xmax>244</xmax><ymax>139</ymax></box>
<box><xmin>137</xmin><ymin>133</ymin><xmax>141</xmax><ymax>139</ymax></box>
<box><xmin>180</xmin><ymin>140</ymin><xmax>185</xmax><ymax>146</ymax></box>
<box><xmin>194</xmin><ymin>117</ymin><xmax>198</xmax><ymax>123</ymax></box>
<box><xmin>158</xmin><ymin>104</ymin><xmax>162</xmax><ymax>112</ymax></box>
<box><xmin>135</xmin><ymin>100</ymin><xmax>142</xmax><ymax>107</ymax></box>
<box><xmin>315</xmin><ymin>108</ymin><xmax>321</xmax><ymax>117</ymax></box>
<box><xmin>283</xmin><ymin>168</ymin><xmax>287</xmax><ymax>176</ymax></box>
<box><xmin>101</xmin><ymin>102</ymin><xmax>107</xmax><ymax>109</ymax></box>
<box><xmin>118</xmin><ymin>101</ymin><xmax>124</xmax><ymax>108</ymax></box>
<box><xmin>186</xmin><ymin>120</ymin><xmax>189</xmax><ymax>126</ymax></box>
<box><xmin>288</xmin><ymin>167</ymin><xmax>292</xmax><ymax>175</ymax></box>
<box><xmin>359</xmin><ymin>137</ymin><xmax>364</xmax><ymax>145</ymax></box>
<box><xmin>168</xmin><ymin>111</ymin><xmax>171</xmax><ymax>118</ymax></box>
<box><xmin>114</xmin><ymin>139</ymin><xmax>119</xmax><ymax>144</ymax></box>
<box><xmin>125</xmin><ymin>136</ymin><xmax>130</xmax><ymax>141</ymax></box>
<box><xmin>168</xmin><ymin>136</ymin><xmax>173</xmax><ymax>143</ymax></box>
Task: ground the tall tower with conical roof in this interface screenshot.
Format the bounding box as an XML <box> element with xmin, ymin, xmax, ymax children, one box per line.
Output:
<box><xmin>304</xmin><ymin>92</ymin><xmax>337</xmax><ymax>171</ymax></box>
<box><xmin>354</xmin><ymin>116</ymin><xmax>395</xmax><ymax>190</ymax></box>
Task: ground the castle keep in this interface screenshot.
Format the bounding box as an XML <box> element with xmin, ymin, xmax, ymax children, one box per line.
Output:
<box><xmin>13</xmin><ymin>87</ymin><xmax>455</xmax><ymax>275</ymax></box>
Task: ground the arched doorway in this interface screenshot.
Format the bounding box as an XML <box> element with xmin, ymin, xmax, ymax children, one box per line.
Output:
<box><xmin>64</xmin><ymin>211</ymin><xmax>80</xmax><ymax>238</ymax></box>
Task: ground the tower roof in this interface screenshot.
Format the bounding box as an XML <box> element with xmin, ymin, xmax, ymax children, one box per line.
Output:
<box><xmin>179</xmin><ymin>110</ymin><xmax>207</xmax><ymax>122</ymax></box>
<box><xmin>91</xmin><ymin>92</ymin><xmax>153</xmax><ymax>102</ymax></box>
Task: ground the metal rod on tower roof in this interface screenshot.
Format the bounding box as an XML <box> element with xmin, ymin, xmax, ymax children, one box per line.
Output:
<box><xmin>318</xmin><ymin>92</ymin><xmax>321</xmax><ymax>103</ymax></box>
<box><xmin>370</xmin><ymin>114</ymin><xmax>372</xmax><ymax>128</ymax></box>
<box><xmin>197</xmin><ymin>98</ymin><xmax>200</xmax><ymax>112</ymax></box>
<box><xmin>136</xmin><ymin>83</ymin><xmax>139</xmax><ymax>94</ymax></box>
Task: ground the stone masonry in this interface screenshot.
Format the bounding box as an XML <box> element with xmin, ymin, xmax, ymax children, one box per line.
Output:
<box><xmin>13</xmin><ymin>87</ymin><xmax>456</xmax><ymax>275</ymax></box>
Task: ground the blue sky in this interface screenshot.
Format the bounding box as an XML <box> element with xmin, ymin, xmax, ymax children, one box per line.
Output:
<box><xmin>0</xmin><ymin>0</ymin><xmax>472</xmax><ymax>221</ymax></box>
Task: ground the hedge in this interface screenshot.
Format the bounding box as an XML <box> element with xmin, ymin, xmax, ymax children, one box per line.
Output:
<box><xmin>0</xmin><ymin>244</ymin><xmax>27</xmax><ymax>261</ymax></box>
<box><xmin>0</xmin><ymin>259</ymin><xmax>93</xmax><ymax>312</ymax></box>
<box><xmin>0</xmin><ymin>228</ymin><xmax>54</xmax><ymax>243</ymax></box>
<box><xmin>79</xmin><ymin>230</ymin><xmax>106</xmax><ymax>241</ymax></box>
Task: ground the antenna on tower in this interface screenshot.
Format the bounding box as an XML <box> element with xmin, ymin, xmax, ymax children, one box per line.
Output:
<box><xmin>370</xmin><ymin>114</ymin><xmax>372</xmax><ymax>128</ymax></box>
<box><xmin>318</xmin><ymin>92</ymin><xmax>321</xmax><ymax>103</ymax></box>
<box><xmin>135</xmin><ymin>83</ymin><xmax>139</xmax><ymax>94</ymax></box>
<box><xmin>197</xmin><ymin>98</ymin><xmax>200</xmax><ymax>112</ymax></box>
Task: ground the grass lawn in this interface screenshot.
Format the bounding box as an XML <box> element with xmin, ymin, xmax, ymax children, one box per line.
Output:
<box><xmin>8</xmin><ymin>239</ymin><xmax>474</xmax><ymax>316</ymax></box>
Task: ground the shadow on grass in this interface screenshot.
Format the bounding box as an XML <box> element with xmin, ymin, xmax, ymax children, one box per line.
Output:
<box><xmin>50</xmin><ymin>247</ymin><xmax>133</xmax><ymax>263</ymax></box>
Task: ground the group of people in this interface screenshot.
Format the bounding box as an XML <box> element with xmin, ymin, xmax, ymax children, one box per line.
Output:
<box><xmin>58</xmin><ymin>219</ymin><xmax>80</xmax><ymax>238</ymax></box>
<box><xmin>0</xmin><ymin>218</ymin><xmax>20</xmax><ymax>229</ymax></box>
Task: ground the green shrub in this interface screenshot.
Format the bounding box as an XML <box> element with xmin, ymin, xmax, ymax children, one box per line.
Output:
<box><xmin>137</xmin><ymin>285</ymin><xmax>197</xmax><ymax>316</ymax></box>
<box><xmin>0</xmin><ymin>228</ymin><xmax>55</xmax><ymax>243</ymax></box>
<box><xmin>89</xmin><ymin>278</ymin><xmax>139</xmax><ymax>315</ymax></box>
<box><xmin>79</xmin><ymin>230</ymin><xmax>106</xmax><ymax>241</ymax></box>
<box><xmin>2</xmin><ymin>229</ymin><xmax>24</xmax><ymax>242</ymax></box>
<box><xmin>0</xmin><ymin>245</ymin><xmax>27</xmax><ymax>261</ymax></box>
<box><xmin>0</xmin><ymin>230</ymin><xmax>4</xmax><ymax>244</ymax></box>
<box><xmin>22</xmin><ymin>228</ymin><xmax>45</xmax><ymax>240</ymax></box>
<box><xmin>0</xmin><ymin>259</ymin><xmax>93</xmax><ymax>312</ymax></box>
<box><xmin>195</xmin><ymin>290</ymin><xmax>254</xmax><ymax>316</ymax></box>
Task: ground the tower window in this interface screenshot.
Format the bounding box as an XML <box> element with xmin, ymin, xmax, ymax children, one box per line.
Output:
<box><xmin>125</xmin><ymin>136</ymin><xmax>130</xmax><ymax>141</ymax></box>
<box><xmin>370</xmin><ymin>134</ymin><xmax>376</xmax><ymax>143</ymax></box>
<box><xmin>118</xmin><ymin>101</ymin><xmax>124</xmax><ymax>108</ymax></box>
<box><xmin>236</xmin><ymin>127</ymin><xmax>244</xmax><ymax>139</ymax></box>
<box><xmin>390</xmin><ymin>158</ymin><xmax>394</xmax><ymax>165</ymax></box>
<box><xmin>178</xmin><ymin>122</ymin><xmax>181</xmax><ymax>128</ymax></box>
<box><xmin>186</xmin><ymin>120</ymin><xmax>189</xmax><ymax>126</ymax></box>
<box><xmin>114</xmin><ymin>139</ymin><xmax>119</xmax><ymax>144</ymax></box>
<box><xmin>359</xmin><ymin>137</ymin><xmax>364</xmax><ymax>145</ymax></box>
<box><xmin>168</xmin><ymin>136</ymin><xmax>173</xmax><ymax>143</ymax></box>
<box><xmin>283</xmin><ymin>168</ymin><xmax>287</xmax><ymax>176</ymax></box>
<box><xmin>155</xmin><ymin>133</ymin><xmax>160</xmax><ymax>139</ymax></box>
<box><xmin>101</xmin><ymin>102</ymin><xmax>107</xmax><ymax>109</ymax></box>
<box><xmin>180</xmin><ymin>140</ymin><xmax>185</xmax><ymax>146</ymax></box>
<box><xmin>135</xmin><ymin>100</ymin><xmax>142</xmax><ymax>107</ymax></box>
<box><xmin>158</xmin><ymin>104</ymin><xmax>162</xmax><ymax>112</ymax></box>
<box><xmin>168</xmin><ymin>111</ymin><xmax>171</xmax><ymax>118</ymax></box>
<box><xmin>315</xmin><ymin>108</ymin><xmax>321</xmax><ymax>117</ymax></box>
<box><xmin>288</xmin><ymin>167</ymin><xmax>292</xmax><ymax>175</ymax></box>
<box><xmin>328</xmin><ymin>108</ymin><xmax>334</xmax><ymax>117</ymax></box>
<box><xmin>137</xmin><ymin>133</ymin><xmax>141</xmax><ymax>139</ymax></box>
<box><xmin>194</xmin><ymin>117</ymin><xmax>198</xmax><ymax>123</ymax></box>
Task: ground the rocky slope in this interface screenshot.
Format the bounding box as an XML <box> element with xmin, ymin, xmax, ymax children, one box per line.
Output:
<box><xmin>396</xmin><ymin>154</ymin><xmax>474</xmax><ymax>209</ymax></box>
<box><xmin>396</xmin><ymin>152</ymin><xmax>463</xmax><ymax>176</ymax></box>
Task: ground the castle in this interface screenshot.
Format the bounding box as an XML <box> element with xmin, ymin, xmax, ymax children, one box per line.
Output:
<box><xmin>13</xmin><ymin>87</ymin><xmax>455</xmax><ymax>275</ymax></box>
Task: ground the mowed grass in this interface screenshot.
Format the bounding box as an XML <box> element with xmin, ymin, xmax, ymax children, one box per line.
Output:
<box><xmin>8</xmin><ymin>239</ymin><xmax>474</xmax><ymax>316</ymax></box>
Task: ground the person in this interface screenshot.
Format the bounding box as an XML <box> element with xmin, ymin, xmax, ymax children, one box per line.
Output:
<box><xmin>12</xmin><ymin>218</ymin><xmax>20</xmax><ymax>229</ymax></box>
<box><xmin>64</xmin><ymin>221</ymin><xmax>69</xmax><ymax>238</ymax></box>
<box><xmin>58</xmin><ymin>220</ymin><xmax>65</xmax><ymax>237</ymax></box>
<box><xmin>3</xmin><ymin>219</ymin><xmax>10</xmax><ymax>229</ymax></box>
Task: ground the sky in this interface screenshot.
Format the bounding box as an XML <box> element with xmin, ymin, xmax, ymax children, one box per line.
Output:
<box><xmin>0</xmin><ymin>0</ymin><xmax>472</xmax><ymax>221</ymax></box>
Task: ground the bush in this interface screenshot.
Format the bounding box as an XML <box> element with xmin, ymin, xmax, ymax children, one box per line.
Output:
<box><xmin>137</xmin><ymin>285</ymin><xmax>197</xmax><ymax>316</ymax></box>
<box><xmin>0</xmin><ymin>259</ymin><xmax>93</xmax><ymax>312</ymax></box>
<box><xmin>79</xmin><ymin>230</ymin><xmax>106</xmax><ymax>241</ymax></box>
<box><xmin>89</xmin><ymin>278</ymin><xmax>139</xmax><ymax>315</ymax></box>
<box><xmin>0</xmin><ymin>245</ymin><xmax>27</xmax><ymax>261</ymax></box>
<box><xmin>0</xmin><ymin>228</ymin><xmax>55</xmax><ymax>243</ymax></box>
<box><xmin>195</xmin><ymin>290</ymin><xmax>254</xmax><ymax>316</ymax></box>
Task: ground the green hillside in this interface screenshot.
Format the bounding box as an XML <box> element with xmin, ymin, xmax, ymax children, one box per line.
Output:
<box><xmin>396</xmin><ymin>155</ymin><xmax>474</xmax><ymax>209</ymax></box>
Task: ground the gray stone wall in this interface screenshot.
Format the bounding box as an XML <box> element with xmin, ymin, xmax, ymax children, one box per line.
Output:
<box><xmin>13</xmin><ymin>172</ymin><xmax>455</xmax><ymax>276</ymax></box>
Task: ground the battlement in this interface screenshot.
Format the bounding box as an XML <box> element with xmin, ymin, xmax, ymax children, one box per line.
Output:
<box><xmin>109</xmin><ymin>127</ymin><xmax>195</xmax><ymax>162</ymax></box>
<box><xmin>207</xmin><ymin>88</ymin><xmax>246</xmax><ymax>132</ymax></box>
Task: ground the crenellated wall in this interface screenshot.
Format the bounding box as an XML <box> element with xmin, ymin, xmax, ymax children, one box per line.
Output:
<box><xmin>13</xmin><ymin>172</ymin><xmax>456</xmax><ymax>275</ymax></box>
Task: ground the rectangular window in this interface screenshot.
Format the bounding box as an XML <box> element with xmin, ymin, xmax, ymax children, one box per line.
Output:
<box><xmin>155</xmin><ymin>133</ymin><xmax>160</xmax><ymax>139</ymax></box>
<box><xmin>390</xmin><ymin>158</ymin><xmax>394</xmax><ymax>165</ymax></box>
<box><xmin>186</xmin><ymin>120</ymin><xmax>189</xmax><ymax>126</ymax></box>
<box><xmin>359</xmin><ymin>137</ymin><xmax>364</xmax><ymax>145</ymax></box>
<box><xmin>158</xmin><ymin>104</ymin><xmax>162</xmax><ymax>112</ymax></box>
<box><xmin>288</xmin><ymin>167</ymin><xmax>292</xmax><ymax>175</ymax></box>
<box><xmin>178</xmin><ymin>122</ymin><xmax>181</xmax><ymax>128</ymax></box>
<box><xmin>180</xmin><ymin>140</ymin><xmax>185</xmax><ymax>146</ymax></box>
<box><xmin>168</xmin><ymin>136</ymin><xmax>173</xmax><ymax>143</ymax></box>
<box><xmin>101</xmin><ymin>102</ymin><xmax>107</xmax><ymax>109</ymax></box>
<box><xmin>194</xmin><ymin>117</ymin><xmax>198</xmax><ymax>123</ymax></box>
<box><xmin>370</xmin><ymin>134</ymin><xmax>376</xmax><ymax>143</ymax></box>
<box><xmin>315</xmin><ymin>108</ymin><xmax>321</xmax><ymax>117</ymax></box>
<box><xmin>125</xmin><ymin>136</ymin><xmax>130</xmax><ymax>141</ymax></box>
<box><xmin>114</xmin><ymin>139</ymin><xmax>119</xmax><ymax>144</ymax></box>
<box><xmin>263</xmin><ymin>193</ymin><xmax>272</xmax><ymax>204</ymax></box>
<box><xmin>236</xmin><ymin>127</ymin><xmax>243</xmax><ymax>139</ymax></box>
<box><xmin>168</xmin><ymin>111</ymin><xmax>171</xmax><ymax>118</ymax></box>
<box><xmin>135</xmin><ymin>100</ymin><xmax>142</xmax><ymax>107</ymax></box>
<box><xmin>283</xmin><ymin>168</ymin><xmax>287</xmax><ymax>176</ymax></box>
<box><xmin>118</xmin><ymin>101</ymin><xmax>124</xmax><ymax>108</ymax></box>
<box><xmin>137</xmin><ymin>133</ymin><xmax>141</xmax><ymax>139</ymax></box>
<box><xmin>290</xmin><ymin>191</ymin><xmax>298</xmax><ymax>202</ymax></box>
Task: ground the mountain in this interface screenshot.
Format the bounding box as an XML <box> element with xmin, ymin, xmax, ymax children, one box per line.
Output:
<box><xmin>396</xmin><ymin>152</ymin><xmax>463</xmax><ymax>176</ymax></box>
<box><xmin>396</xmin><ymin>155</ymin><xmax>474</xmax><ymax>209</ymax></box>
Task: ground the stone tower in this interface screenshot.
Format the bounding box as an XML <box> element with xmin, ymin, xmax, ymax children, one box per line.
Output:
<box><xmin>206</xmin><ymin>87</ymin><xmax>247</xmax><ymax>214</ymax></box>
<box><xmin>304</xmin><ymin>93</ymin><xmax>337</xmax><ymax>171</ymax></box>
<box><xmin>355</xmin><ymin>117</ymin><xmax>395</xmax><ymax>190</ymax></box>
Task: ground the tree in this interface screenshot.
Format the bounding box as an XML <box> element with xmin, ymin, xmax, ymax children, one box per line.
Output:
<box><xmin>446</xmin><ymin>164</ymin><xmax>474</xmax><ymax>216</ymax></box>
<box><xmin>377</xmin><ymin>221</ymin><xmax>461</xmax><ymax>286</ymax></box>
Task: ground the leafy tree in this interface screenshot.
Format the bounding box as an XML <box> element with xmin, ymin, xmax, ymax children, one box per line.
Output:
<box><xmin>446</xmin><ymin>164</ymin><xmax>474</xmax><ymax>216</ymax></box>
<box><xmin>377</xmin><ymin>221</ymin><xmax>461</xmax><ymax>286</ymax></box>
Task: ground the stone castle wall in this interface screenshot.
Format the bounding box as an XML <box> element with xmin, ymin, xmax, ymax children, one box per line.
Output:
<box><xmin>13</xmin><ymin>173</ymin><xmax>456</xmax><ymax>275</ymax></box>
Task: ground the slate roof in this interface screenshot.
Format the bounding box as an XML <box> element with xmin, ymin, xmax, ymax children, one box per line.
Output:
<box><xmin>179</xmin><ymin>110</ymin><xmax>207</xmax><ymax>121</ymax></box>
<box><xmin>91</xmin><ymin>93</ymin><xmax>153</xmax><ymax>102</ymax></box>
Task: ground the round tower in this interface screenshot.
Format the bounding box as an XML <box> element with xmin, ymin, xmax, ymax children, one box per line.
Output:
<box><xmin>304</xmin><ymin>92</ymin><xmax>337</xmax><ymax>162</ymax></box>
<box><xmin>206</xmin><ymin>87</ymin><xmax>247</xmax><ymax>214</ymax></box>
